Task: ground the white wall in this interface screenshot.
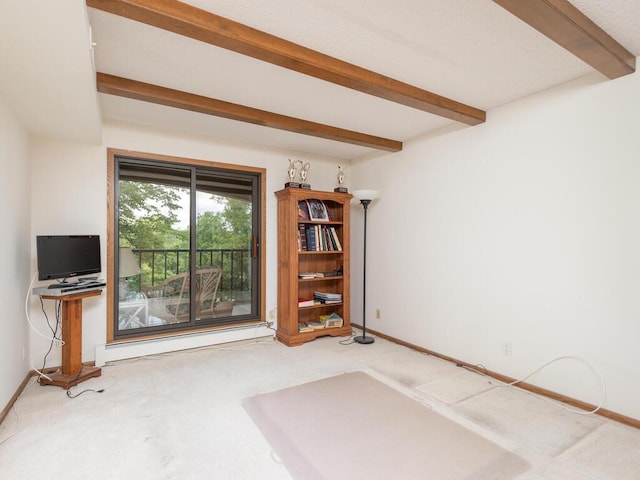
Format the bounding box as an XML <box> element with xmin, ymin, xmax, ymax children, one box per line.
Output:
<box><xmin>29</xmin><ymin>121</ymin><xmax>345</xmax><ymax>365</ymax></box>
<box><xmin>0</xmin><ymin>101</ymin><xmax>31</xmax><ymax>408</ymax></box>
<box><xmin>350</xmin><ymin>70</ymin><xmax>640</xmax><ymax>421</ymax></box>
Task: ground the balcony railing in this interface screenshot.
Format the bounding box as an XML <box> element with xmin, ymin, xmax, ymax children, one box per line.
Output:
<box><xmin>129</xmin><ymin>248</ymin><xmax>250</xmax><ymax>300</ymax></box>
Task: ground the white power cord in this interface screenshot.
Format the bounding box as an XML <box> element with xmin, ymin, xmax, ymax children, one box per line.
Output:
<box><xmin>465</xmin><ymin>354</ymin><xmax>606</xmax><ymax>416</ymax></box>
<box><xmin>24</xmin><ymin>271</ymin><xmax>61</xmax><ymax>381</ymax></box>
<box><xmin>25</xmin><ymin>272</ymin><xmax>64</xmax><ymax>345</ymax></box>
<box><xmin>503</xmin><ymin>354</ymin><xmax>606</xmax><ymax>415</ymax></box>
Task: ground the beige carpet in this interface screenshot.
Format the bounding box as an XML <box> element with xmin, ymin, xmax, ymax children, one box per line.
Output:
<box><xmin>243</xmin><ymin>371</ymin><xmax>530</xmax><ymax>480</ymax></box>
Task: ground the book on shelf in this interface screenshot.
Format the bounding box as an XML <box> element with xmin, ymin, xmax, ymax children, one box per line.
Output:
<box><xmin>323</xmin><ymin>227</ymin><xmax>332</xmax><ymax>250</ymax></box>
<box><xmin>298</xmin><ymin>224</ymin><xmax>308</xmax><ymax>251</ymax></box>
<box><xmin>330</xmin><ymin>226</ymin><xmax>342</xmax><ymax>251</ymax></box>
<box><xmin>306</xmin><ymin>199</ymin><xmax>330</xmax><ymax>222</ymax></box>
<box><xmin>297</xmin><ymin>224</ymin><xmax>342</xmax><ymax>252</ymax></box>
<box><xmin>305</xmin><ymin>225</ymin><xmax>317</xmax><ymax>251</ymax></box>
<box><xmin>299</xmin><ymin>270</ymin><xmax>341</xmax><ymax>279</ymax></box>
<box><xmin>314</xmin><ymin>291</ymin><xmax>342</xmax><ymax>299</ymax></box>
<box><xmin>316</xmin><ymin>270</ymin><xmax>340</xmax><ymax>277</ymax></box>
<box><xmin>298</xmin><ymin>322</ymin><xmax>313</xmax><ymax>333</ymax></box>
<box><xmin>314</xmin><ymin>291</ymin><xmax>342</xmax><ymax>304</ymax></box>
<box><xmin>297</xmin><ymin>201</ymin><xmax>310</xmax><ymax>221</ymax></box>
<box><xmin>308</xmin><ymin>320</ymin><xmax>325</xmax><ymax>330</ymax></box>
<box><xmin>313</xmin><ymin>227</ymin><xmax>320</xmax><ymax>251</ymax></box>
<box><xmin>298</xmin><ymin>272</ymin><xmax>317</xmax><ymax>279</ymax></box>
<box><xmin>319</xmin><ymin>312</ymin><xmax>343</xmax><ymax>328</ymax></box>
<box><xmin>298</xmin><ymin>297</ymin><xmax>315</xmax><ymax>307</ymax></box>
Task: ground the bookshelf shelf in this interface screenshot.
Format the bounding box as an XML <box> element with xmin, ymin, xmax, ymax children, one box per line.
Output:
<box><xmin>275</xmin><ymin>187</ymin><xmax>352</xmax><ymax>346</ymax></box>
<box><xmin>299</xmin><ymin>251</ymin><xmax>343</xmax><ymax>255</ymax></box>
<box><xmin>298</xmin><ymin>276</ymin><xmax>344</xmax><ymax>282</ymax></box>
<box><xmin>298</xmin><ymin>302</ymin><xmax>343</xmax><ymax>310</ymax></box>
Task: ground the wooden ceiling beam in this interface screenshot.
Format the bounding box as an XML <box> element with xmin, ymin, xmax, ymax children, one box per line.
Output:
<box><xmin>86</xmin><ymin>0</ymin><xmax>485</xmax><ymax>126</ymax></box>
<box><xmin>494</xmin><ymin>0</ymin><xmax>635</xmax><ymax>79</ymax></box>
<box><xmin>96</xmin><ymin>73</ymin><xmax>403</xmax><ymax>152</ymax></box>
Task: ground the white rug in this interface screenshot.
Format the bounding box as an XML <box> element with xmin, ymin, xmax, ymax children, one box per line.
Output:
<box><xmin>243</xmin><ymin>371</ymin><xmax>530</xmax><ymax>480</ymax></box>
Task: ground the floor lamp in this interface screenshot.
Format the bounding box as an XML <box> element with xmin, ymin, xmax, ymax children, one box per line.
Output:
<box><xmin>352</xmin><ymin>189</ymin><xmax>379</xmax><ymax>345</ymax></box>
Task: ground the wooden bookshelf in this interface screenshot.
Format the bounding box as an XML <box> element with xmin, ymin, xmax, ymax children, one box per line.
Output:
<box><xmin>275</xmin><ymin>188</ymin><xmax>352</xmax><ymax>346</ymax></box>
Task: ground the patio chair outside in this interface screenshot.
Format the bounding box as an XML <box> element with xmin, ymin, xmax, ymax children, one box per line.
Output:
<box><xmin>144</xmin><ymin>268</ymin><xmax>222</xmax><ymax>323</ymax></box>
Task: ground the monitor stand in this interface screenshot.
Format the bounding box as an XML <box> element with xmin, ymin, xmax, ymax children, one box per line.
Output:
<box><xmin>39</xmin><ymin>289</ymin><xmax>103</xmax><ymax>389</ymax></box>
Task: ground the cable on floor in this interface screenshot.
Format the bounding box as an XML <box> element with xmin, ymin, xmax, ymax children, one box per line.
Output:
<box><xmin>264</xmin><ymin>321</ymin><xmax>277</xmax><ymax>338</ymax></box>
<box><xmin>66</xmin><ymin>387</ymin><xmax>105</xmax><ymax>399</ymax></box>
<box><xmin>459</xmin><ymin>354</ymin><xmax>606</xmax><ymax>415</ymax></box>
<box><xmin>339</xmin><ymin>330</ymin><xmax>357</xmax><ymax>345</ymax></box>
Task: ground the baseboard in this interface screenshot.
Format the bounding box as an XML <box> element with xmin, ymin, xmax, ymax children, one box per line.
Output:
<box><xmin>0</xmin><ymin>370</ymin><xmax>35</xmax><ymax>427</ymax></box>
<box><xmin>353</xmin><ymin>324</ymin><xmax>640</xmax><ymax>430</ymax></box>
<box><xmin>0</xmin><ymin>363</ymin><xmax>95</xmax><ymax>427</ymax></box>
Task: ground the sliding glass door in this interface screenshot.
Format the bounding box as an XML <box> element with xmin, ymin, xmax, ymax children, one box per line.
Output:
<box><xmin>113</xmin><ymin>154</ymin><xmax>261</xmax><ymax>338</ymax></box>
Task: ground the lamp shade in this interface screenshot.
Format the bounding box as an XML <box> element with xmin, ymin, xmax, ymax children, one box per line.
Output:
<box><xmin>352</xmin><ymin>189</ymin><xmax>379</xmax><ymax>202</ymax></box>
<box><xmin>119</xmin><ymin>247</ymin><xmax>141</xmax><ymax>278</ymax></box>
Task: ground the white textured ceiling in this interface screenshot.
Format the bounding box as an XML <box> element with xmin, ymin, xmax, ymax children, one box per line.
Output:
<box><xmin>0</xmin><ymin>0</ymin><xmax>101</xmax><ymax>143</ymax></box>
<box><xmin>1</xmin><ymin>1</ymin><xmax>640</xmax><ymax>159</ymax></box>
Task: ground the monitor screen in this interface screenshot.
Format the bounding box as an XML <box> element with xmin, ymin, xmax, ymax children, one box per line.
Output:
<box><xmin>36</xmin><ymin>235</ymin><xmax>101</xmax><ymax>281</ymax></box>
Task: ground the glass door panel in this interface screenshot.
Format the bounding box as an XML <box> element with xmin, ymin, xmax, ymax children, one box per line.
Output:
<box><xmin>195</xmin><ymin>171</ymin><xmax>254</xmax><ymax>322</ymax></box>
<box><xmin>117</xmin><ymin>162</ymin><xmax>191</xmax><ymax>332</ymax></box>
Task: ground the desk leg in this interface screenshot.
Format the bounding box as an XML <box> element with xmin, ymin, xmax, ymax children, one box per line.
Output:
<box><xmin>40</xmin><ymin>296</ymin><xmax>101</xmax><ymax>389</ymax></box>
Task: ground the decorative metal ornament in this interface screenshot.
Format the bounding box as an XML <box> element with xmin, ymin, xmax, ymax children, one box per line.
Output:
<box><xmin>299</xmin><ymin>162</ymin><xmax>311</xmax><ymax>189</ymax></box>
<box><xmin>334</xmin><ymin>165</ymin><xmax>348</xmax><ymax>192</ymax></box>
<box><xmin>285</xmin><ymin>158</ymin><xmax>300</xmax><ymax>188</ymax></box>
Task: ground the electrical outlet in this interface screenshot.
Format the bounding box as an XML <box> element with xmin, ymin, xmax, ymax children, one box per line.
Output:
<box><xmin>268</xmin><ymin>308</ymin><xmax>276</xmax><ymax>320</ymax></box>
<box><xmin>502</xmin><ymin>342</ymin><xmax>512</xmax><ymax>357</ymax></box>
<box><xmin>376</xmin><ymin>309</ymin><xmax>381</xmax><ymax>319</ymax></box>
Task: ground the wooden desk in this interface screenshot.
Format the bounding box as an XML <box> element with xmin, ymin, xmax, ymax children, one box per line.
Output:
<box><xmin>39</xmin><ymin>289</ymin><xmax>103</xmax><ymax>389</ymax></box>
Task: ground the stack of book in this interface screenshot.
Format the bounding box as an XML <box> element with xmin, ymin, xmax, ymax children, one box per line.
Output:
<box><xmin>298</xmin><ymin>297</ymin><xmax>316</xmax><ymax>307</ymax></box>
<box><xmin>319</xmin><ymin>312</ymin><xmax>343</xmax><ymax>328</ymax></box>
<box><xmin>316</xmin><ymin>269</ymin><xmax>341</xmax><ymax>277</ymax></box>
<box><xmin>298</xmin><ymin>269</ymin><xmax>341</xmax><ymax>279</ymax></box>
<box><xmin>298</xmin><ymin>312</ymin><xmax>344</xmax><ymax>332</ymax></box>
<box><xmin>314</xmin><ymin>291</ymin><xmax>342</xmax><ymax>304</ymax></box>
<box><xmin>297</xmin><ymin>224</ymin><xmax>342</xmax><ymax>252</ymax></box>
<box><xmin>298</xmin><ymin>320</ymin><xmax>325</xmax><ymax>331</ymax></box>
<box><xmin>298</xmin><ymin>322</ymin><xmax>314</xmax><ymax>333</ymax></box>
<box><xmin>298</xmin><ymin>272</ymin><xmax>317</xmax><ymax>279</ymax></box>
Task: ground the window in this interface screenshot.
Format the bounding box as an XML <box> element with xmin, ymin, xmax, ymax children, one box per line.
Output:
<box><xmin>107</xmin><ymin>149</ymin><xmax>265</xmax><ymax>341</ymax></box>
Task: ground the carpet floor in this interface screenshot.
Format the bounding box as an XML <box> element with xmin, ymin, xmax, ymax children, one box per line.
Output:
<box><xmin>1</xmin><ymin>330</ymin><xmax>639</xmax><ymax>479</ymax></box>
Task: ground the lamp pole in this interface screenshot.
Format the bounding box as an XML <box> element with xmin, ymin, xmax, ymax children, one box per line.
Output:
<box><xmin>354</xmin><ymin>198</ymin><xmax>374</xmax><ymax>344</ymax></box>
